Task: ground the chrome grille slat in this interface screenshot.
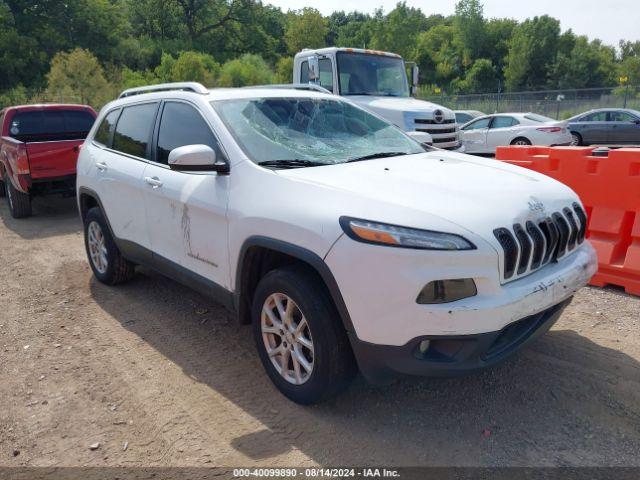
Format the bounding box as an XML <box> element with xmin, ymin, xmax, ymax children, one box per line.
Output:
<box><xmin>495</xmin><ymin>206</ymin><xmax>583</xmax><ymax>282</ymax></box>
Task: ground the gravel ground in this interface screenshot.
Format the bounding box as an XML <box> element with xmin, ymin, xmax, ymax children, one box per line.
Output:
<box><xmin>1</xmin><ymin>196</ymin><xmax>639</xmax><ymax>470</ymax></box>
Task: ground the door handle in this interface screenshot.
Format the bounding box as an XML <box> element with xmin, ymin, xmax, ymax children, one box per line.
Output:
<box><xmin>144</xmin><ymin>176</ymin><xmax>163</xmax><ymax>188</ymax></box>
<box><xmin>95</xmin><ymin>161</ymin><xmax>108</xmax><ymax>171</ymax></box>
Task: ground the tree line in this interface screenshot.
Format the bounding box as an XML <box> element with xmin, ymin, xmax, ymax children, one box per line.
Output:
<box><xmin>1</xmin><ymin>0</ymin><xmax>639</xmax><ymax>108</ymax></box>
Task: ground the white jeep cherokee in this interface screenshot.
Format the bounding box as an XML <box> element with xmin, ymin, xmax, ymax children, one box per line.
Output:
<box><xmin>77</xmin><ymin>82</ymin><xmax>597</xmax><ymax>404</ymax></box>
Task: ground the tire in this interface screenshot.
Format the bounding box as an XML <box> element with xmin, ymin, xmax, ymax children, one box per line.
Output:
<box><xmin>83</xmin><ymin>207</ymin><xmax>135</xmax><ymax>285</ymax></box>
<box><xmin>0</xmin><ymin>179</ymin><xmax>5</xmax><ymax>198</ymax></box>
<box><xmin>4</xmin><ymin>172</ymin><xmax>31</xmax><ymax>218</ymax></box>
<box><xmin>570</xmin><ymin>132</ymin><xmax>582</xmax><ymax>146</ymax></box>
<box><xmin>510</xmin><ymin>137</ymin><xmax>532</xmax><ymax>146</ymax></box>
<box><xmin>252</xmin><ymin>265</ymin><xmax>357</xmax><ymax>404</ymax></box>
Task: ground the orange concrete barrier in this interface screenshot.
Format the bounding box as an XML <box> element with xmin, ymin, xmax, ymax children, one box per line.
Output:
<box><xmin>495</xmin><ymin>146</ymin><xmax>640</xmax><ymax>296</ymax></box>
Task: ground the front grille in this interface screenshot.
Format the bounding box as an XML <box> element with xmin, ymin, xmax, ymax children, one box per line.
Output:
<box><xmin>415</xmin><ymin>118</ymin><xmax>455</xmax><ymax>125</ymax></box>
<box><xmin>432</xmin><ymin>136</ymin><xmax>458</xmax><ymax>144</ymax></box>
<box><xmin>493</xmin><ymin>205</ymin><xmax>587</xmax><ymax>281</ymax></box>
<box><xmin>416</xmin><ymin>127</ymin><xmax>457</xmax><ymax>135</ymax></box>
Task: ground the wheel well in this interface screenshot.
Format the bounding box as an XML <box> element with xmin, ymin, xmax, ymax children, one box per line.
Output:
<box><xmin>511</xmin><ymin>136</ymin><xmax>531</xmax><ymax>145</ymax></box>
<box><xmin>237</xmin><ymin>246</ymin><xmax>328</xmax><ymax>325</ymax></box>
<box><xmin>79</xmin><ymin>192</ymin><xmax>99</xmax><ymax>220</ymax></box>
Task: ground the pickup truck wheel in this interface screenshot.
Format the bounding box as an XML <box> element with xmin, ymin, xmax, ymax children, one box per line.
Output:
<box><xmin>4</xmin><ymin>173</ymin><xmax>31</xmax><ymax>218</ymax></box>
<box><xmin>252</xmin><ymin>265</ymin><xmax>356</xmax><ymax>404</ymax></box>
<box><xmin>84</xmin><ymin>207</ymin><xmax>135</xmax><ymax>285</ymax></box>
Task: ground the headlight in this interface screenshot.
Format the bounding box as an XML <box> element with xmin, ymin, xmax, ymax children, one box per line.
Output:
<box><xmin>339</xmin><ymin>217</ymin><xmax>476</xmax><ymax>250</ymax></box>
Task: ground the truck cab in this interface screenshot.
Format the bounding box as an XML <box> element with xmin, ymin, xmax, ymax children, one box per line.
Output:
<box><xmin>293</xmin><ymin>47</ymin><xmax>461</xmax><ymax>150</ymax></box>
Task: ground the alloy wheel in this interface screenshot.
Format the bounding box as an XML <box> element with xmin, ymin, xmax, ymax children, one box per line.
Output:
<box><xmin>261</xmin><ymin>292</ymin><xmax>314</xmax><ymax>385</ymax></box>
<box><xmin>87</xmin><ymin>221</ymin><xmax>108</xmax><ymax>274</ymax></box>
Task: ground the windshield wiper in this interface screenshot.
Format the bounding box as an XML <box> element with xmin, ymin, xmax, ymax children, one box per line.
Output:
<box><xmin>347</xmin><ymin>152</ymin><xmax>411</xmax><ymax>163</ymax></box>
<box><xmin>258</xmin><ymin>159</ymin><xmax>327</xmax><ymax>169</ymax></box>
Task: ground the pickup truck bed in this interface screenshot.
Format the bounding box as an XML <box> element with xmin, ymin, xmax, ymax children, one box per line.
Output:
<box><xmin>0</xmin><ymin>104</ymin><xmax>96</xmax><ymax>218</ymax></box>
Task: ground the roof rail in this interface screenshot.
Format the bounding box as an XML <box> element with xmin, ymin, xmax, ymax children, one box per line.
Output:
<box><xmin>118</xmin><ymin>82</ymin><xmax>209</xmax><ymax>99</ymax></box>
<box><xmin>243</xmin><ymin>83</ymin><xmax>332</xmax><ymax>94</ymax></box>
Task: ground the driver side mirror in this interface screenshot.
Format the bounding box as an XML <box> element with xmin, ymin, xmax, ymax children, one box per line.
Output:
<box><xmin>410</xmin><ymin>65</ymin><xmax>419</xmax><ymax>96</ymax></box>
<box><xmin>307</xmin><ymin>56</ymin><xmax>320</xmax><ymax>83</ymax></box>
<box><xmin>168</xmin><ymin>144</ymin><xmax>229</xmax><ymax>174</ymax></box>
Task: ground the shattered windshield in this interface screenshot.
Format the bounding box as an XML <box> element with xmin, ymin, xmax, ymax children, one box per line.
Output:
<box><xmin>211</xmin><ymin>97</ymin><xmax>423</xmax><ymax>166</ymax></box>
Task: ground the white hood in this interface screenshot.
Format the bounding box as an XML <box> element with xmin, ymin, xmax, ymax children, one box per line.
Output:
<box><xmin>347</xmin><ymin>96</ymin><xmax>456</xmax><ymax>129</ymax></box>
<box><xmin>277</xmin><ymin>151</ymin><xmax>580</xmax><ymax>247</ymax></box>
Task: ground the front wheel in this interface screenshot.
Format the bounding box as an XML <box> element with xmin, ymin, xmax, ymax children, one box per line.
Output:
<box><xmin>252</xmin><ymin>265</ymin><xmax>357</xmax><ymax>404</ymax></box>
<box><xmin>84</xmin><ymin>207</ymin><xmax>135</xmax><ymax>285</ymax></box>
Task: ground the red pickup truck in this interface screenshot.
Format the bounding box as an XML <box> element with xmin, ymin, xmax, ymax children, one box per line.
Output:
<box><xmin>0</xmin><ymin>104</ymin><xmax>97</xmax><ymax>218</ymax></box>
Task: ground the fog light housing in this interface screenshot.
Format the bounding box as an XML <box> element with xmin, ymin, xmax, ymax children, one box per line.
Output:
<box><xmin>416</xmin><ymin>279</ymin><xmax>477</xmax><ymax>304</ymax></box>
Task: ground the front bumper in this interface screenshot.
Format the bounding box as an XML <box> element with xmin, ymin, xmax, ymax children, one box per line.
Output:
<box><xmin>350</xmin><ymin>298</ymin><xmax>571</xmax><ymax>384</ymax></box>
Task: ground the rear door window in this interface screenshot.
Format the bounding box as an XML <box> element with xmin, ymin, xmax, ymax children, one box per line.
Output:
<box><xmin>112</xmin><ymin>103</ymin><xmax>158</xmax><ymax>159</ymax></box>
<box><xmin>155</xmin><ymin>102</ymin><xmax>222</xmax><ymax>165</ymax></box>
<box><xmin>8</xmin><ymin>110</ymin><xmax>95</xmax><ymax>142</ymax></box>
<box><xmin>491</xmin><ymin>116</ymin><xmax>518</xmax><ymax>128</ymax></box>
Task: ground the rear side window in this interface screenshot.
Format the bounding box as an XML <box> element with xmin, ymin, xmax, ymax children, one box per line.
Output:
<box><xmin>8</xmin><ymin>110</ymin><xmax>95</xmax><ymax>142</ymax></box>
<box><xmin>156</xmin><ymin>102</ymin><xmax>221</xmax><ymax>165</ymax></box>
<box><xmin>491</xmin><ymin>116</ymin><xmax>518</xmax><ymax>128</ymax></box>
<box><xmin>112</xmin><ymin>103</ymin><xmax>158</xmax><ymax>159</ymax></box>
<box><xmin>94</xmin><ymin>110</ymin><xmax>120</xmax><ymax>146</ymax></box>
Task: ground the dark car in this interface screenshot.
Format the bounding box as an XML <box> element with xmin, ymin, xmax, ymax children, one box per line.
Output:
<box><xmin>567</xmin><ymin>108</ymin><xmax>640</xmax><ymax>146</ymax></box>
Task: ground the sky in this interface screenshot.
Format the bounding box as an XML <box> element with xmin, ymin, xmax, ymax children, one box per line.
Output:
<box><xmin>266</xmin><ymin>0</ymin><xmax>640</xmax><ymax>48</ymax></box>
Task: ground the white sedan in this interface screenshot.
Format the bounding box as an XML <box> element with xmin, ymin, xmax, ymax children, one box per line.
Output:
<box><xmin>460</xmin><ymin>113</ymin><xmax>573</xmax><ymax>155</ymax></box>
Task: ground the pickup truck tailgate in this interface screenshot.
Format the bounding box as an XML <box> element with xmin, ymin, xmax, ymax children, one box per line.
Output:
<box><xmin>25</xmin><ymin>140</ymin><xmax>82</xmax><ymax>179</ymax></box>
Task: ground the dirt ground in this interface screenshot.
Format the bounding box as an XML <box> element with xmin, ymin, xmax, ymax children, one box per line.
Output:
<box><xmin>1</xmin><ymin>196</ymin><xmax>639</xmax><ymax>470</ymax></box>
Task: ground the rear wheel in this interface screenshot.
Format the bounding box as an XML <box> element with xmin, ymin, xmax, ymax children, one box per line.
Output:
<box><xmin>4</xmin><ymin>173</ymin><xmax>32</xmax><ymax>218</ymax></box>
<box><xmin>84</xmin><ymin>207</ymin><xmax>135</xmax><ymax>285</ymax></box>
<box><xmin>252</xmin><ymin>265</ymin><xmax>357</xmax><ymax>404</ymax></box>
<box><xmin>570</xmin><ymin>132</ymin><xmax>582</xmax><ymax>146</ymax></box>
<box><xmin>511</xmin><ymin>137</ymin><xmax>532</xmax><ymax>146</ymax></box>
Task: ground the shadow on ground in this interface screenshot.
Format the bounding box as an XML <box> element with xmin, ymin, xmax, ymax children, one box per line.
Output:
<box><xmin>0</xmin><ymin>196</ymin><xmax>80</xmax><ymax>239</ymax></box>
<box><xmin>88</xmin><ymin>269</ymin><xmax>640</xmax><ymax>467</ymax></box>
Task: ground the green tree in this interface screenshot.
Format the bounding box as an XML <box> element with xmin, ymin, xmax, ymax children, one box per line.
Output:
<box><xmin>284</xmin><ymin>8</ymin><xmax>327</xmax><ymax>54</ymax></box>
<box><xmin>275</xmin><ymin>57</ymin><xmax>294</xmax><ymax>83</ymax></box>
<box><xmin>46</xmin><ymin>48</ymin><xmax>111</xmax><ymax>106</ymax></box>
<box><xmin>504</xmin><ymin>15</ymin><xmax>561</xmax><ymax>90</ymax></box>
<box><xmin>217</xmin><ymin>54</ymin><xmax>274</xmax><ymax>87</ymax></box>
<box><xmin>171</xmin><ymin>51</ymin><xmax>219</xmax><ymax>84</ymax></box>
<box><xmin>453</xmin><ymin>0</ymin><xmax>485</xmax><ymax>65</ymax></box>
<box><xmin>552</xmin><ymin>36</ymin><xmax>616</xmax><ymax>88</ymax></box>
<box><xmin>370</xmin><ymin>2</ymin><xmax>427</xmax><ymax>59</ymax></box>
<box><xmin>454</xmin><ymin>58</ymin><xmax>497</xmax><ymax>93</ymax></box>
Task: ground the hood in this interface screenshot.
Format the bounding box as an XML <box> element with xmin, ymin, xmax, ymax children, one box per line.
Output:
<box><xmin>347</xmin><ymin>96</ymin><xmax>455</xmax><ymax>122</ymax></box>
<box><xmin>277</xmin><ymin>151</ymin><xmax>580</xmax><ymax>247</ymax></box>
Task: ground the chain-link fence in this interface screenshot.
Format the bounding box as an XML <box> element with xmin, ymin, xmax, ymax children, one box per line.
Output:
<box><xmin>419</xmin><ymin>86</ymin><xmax>640</xmax><ymax>119</ymax></box>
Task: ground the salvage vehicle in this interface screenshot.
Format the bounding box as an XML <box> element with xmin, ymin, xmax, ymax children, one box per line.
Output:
<box><xmin>0</xmin><ymin>104</ymin><xmax>97</xmax><ymax>218</ymax></box>
<box><xmin>293</xmin><ymin>47</ymin><xmax>458</xmax><ymax>150</ymax></box>
<box><xmin>460</xmin><ymin>113</ymin><xmax>572</xmax><ymax>155</ymax></box>
<box><xmin>77</xmin><ymin>82</ymin><xmax>597</xmax><ymax>404</ymax></box>
<box><xmin>567</xmin><ymin>108</ymin><xmax>640</xmax><ymax>146</ymax></box>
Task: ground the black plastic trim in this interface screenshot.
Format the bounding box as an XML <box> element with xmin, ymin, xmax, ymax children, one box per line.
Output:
<box><xmin>235</xmin><ymin>236</ymin><xmax>356</xmax><ymax>336</ymax></box>
<box><xmin>351</xmin><ymin>298</ymin><xmax>572</xmax><ymax>385</ymax></box>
